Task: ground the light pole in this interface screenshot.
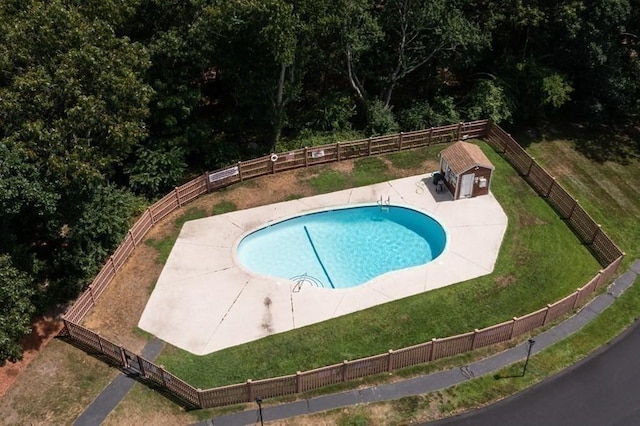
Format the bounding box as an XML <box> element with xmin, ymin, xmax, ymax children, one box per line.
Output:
<box><xmin>522</xmin><ymin>338</ymin><xmax>535</xmax><ymax>376</ymax></box>
<box><xmin>256</xmin><ymin>396</ymin><xmax>264</xmax><ymax>426</ymax></box>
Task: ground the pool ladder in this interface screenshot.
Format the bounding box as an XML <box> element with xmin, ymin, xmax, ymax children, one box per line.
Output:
<box><xmin>378</xmin><ymin>195</ymin><xmax>391</xmax><ymax>212</ymax></box>
<box><xmin>291</xmin><ymin>273</ymin><xmax>325</xmax><ymax>292</ymax></box>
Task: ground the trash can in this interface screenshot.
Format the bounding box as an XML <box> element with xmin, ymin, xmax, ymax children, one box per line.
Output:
<box><xmin>433</xmin><ymin>172</ymin><xmax>442</xmax><ymax>185</ymax></box>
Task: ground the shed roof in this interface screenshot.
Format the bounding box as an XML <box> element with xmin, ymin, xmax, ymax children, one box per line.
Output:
<box><xmin>440</xmin><ymin>141</ymin><xmax>494</xmax><ymax>175</ymax></box>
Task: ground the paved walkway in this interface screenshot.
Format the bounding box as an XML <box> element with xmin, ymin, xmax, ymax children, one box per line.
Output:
<box><xmin>197</xmin><ymin>260</ymin><xmax>639</xmax><ymax>426</ymax></box>
<box><xmin>72</xmin><ymin>261</ymin><xmax>638</xmax><ymax>426</ymax></box>
<box><xmin>73</xmin><ymin>339</ymin><xmax>164</xmax><ymax>426</ymax></box>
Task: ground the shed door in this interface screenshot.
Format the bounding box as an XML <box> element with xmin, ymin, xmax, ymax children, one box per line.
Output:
<box><xmin>460</xmin><ymin>173</ymin><xmax>475</xmax><ymax>198</ymax></box>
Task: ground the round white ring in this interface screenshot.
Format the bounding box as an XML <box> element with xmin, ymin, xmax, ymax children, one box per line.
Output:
<box><xmin>270</xmin><ymin>154</ymin><xmax>278</xmax><ymax>162</ymax></box>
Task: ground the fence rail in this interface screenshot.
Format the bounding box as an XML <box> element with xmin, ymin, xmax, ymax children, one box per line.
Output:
<box><xmin>60</xmin><ymin>120</ymin><xmax>624</xmax><ymax>409</ymax></box>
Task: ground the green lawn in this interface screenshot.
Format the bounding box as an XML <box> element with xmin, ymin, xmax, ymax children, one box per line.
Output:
<box><xmin>156</xmin><ymin>141</ymin><xmax>600</xmax><ymax>389</ymax></box>
<box><xmin>525</xmin><ymin>133</ymin><xmax>640</xmax><ymax>262</ymax></box>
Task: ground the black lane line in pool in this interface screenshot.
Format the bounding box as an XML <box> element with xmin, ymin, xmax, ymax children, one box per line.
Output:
<box><xmin>303</xmin><ymin>225</ymin><xmax>335</xmax><ymax>289</ymax></box>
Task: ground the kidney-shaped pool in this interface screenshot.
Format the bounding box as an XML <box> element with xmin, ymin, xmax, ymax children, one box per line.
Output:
<box><xmin>236</xmin><ymin>205</ymin><xmax>447</xmax><ymax>289</ymax></box>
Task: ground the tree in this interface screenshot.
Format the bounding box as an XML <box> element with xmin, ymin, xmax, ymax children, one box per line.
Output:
<box><xmin>0</xmin><ymin>1</ymin><xmax>152</xmax><ymax>305</ymax></box>
<box><xmin>192</xmin><ymin>0</ymin><xmax>299</xmax><ymax>150</ymax></box>
<box><xmin>0</xmin><ymin>255</ymin><xmax>35</xmax><ymax>364</ymax></box>
<box><xmin>0</xmin><ymin>0</ymin><xmax>152</xmax><ymax>188</ymax></box>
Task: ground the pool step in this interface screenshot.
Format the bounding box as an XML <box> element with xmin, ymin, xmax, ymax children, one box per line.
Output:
<box><xmin>378</xmin><ymin>195</ymin><xmax>391</xmax><ymax>212</ymax></box>
<box><xmin>291</xmin><ymin>273</ymin><xmax>325</xmax><ymax>292</ymax></box>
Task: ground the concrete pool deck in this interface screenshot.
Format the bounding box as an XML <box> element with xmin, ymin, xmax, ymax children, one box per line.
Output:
<box><xmin>138</xmin><ymin>174</ymin><xmax>508</xmax><ymax>355</ymax></box>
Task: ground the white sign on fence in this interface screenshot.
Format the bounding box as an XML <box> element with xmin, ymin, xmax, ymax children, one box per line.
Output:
<box><xmin>311</xmin><ymin>149</ymin><xmax>325</xmax><ymax>158</ymax></box>
<box><xmin>208</xmin><ymin>166</ymin><xmax>239</xmax><ymax>183</ymax></box>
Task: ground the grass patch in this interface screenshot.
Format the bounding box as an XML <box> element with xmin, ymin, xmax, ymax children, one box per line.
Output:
<box><xmin>145</xmin><ymin>207</ymin><xmax>208</xmax><ymax>264</ymax></box>
<box><xmin>305</xmin><ymin>156</ymin><xmax>395</xmax><ymax>193</ymax></box>
<box><xmin>306</xmin><ymin>169</ymin><xmax>350</xmax><ymax>193</ymax></box>
<box><xmin>132</xmin><ymin>327</ymin><xmax>154</xmax><ymax>340</ymax></box>
<box><xmin>212</xmin><ymin>200</ymin><xmax>237</xmax><ymax>215</ymax></box>
<box><xmin>353</xmin><ymin>157</ymin><xmax>393</xmax><ymax>186</ymax></box>
<box><xmin>387</xmin><ymin>148</ymin><xmax>438</xmax><ymax>170</ymax></box>
<box><xmin>526</xmin><ymin>134</ymin><xmax>640</xmax><ymax>262</ymax></box>
<box><xmin>283</xmin><ymin>194</ymin><xmax>303</xmax><ymax>201</ymax></box>
<box><xmin>157</xmin><ymin>141</ymin><xmax>600</xmax><ymax>389</ymax></box>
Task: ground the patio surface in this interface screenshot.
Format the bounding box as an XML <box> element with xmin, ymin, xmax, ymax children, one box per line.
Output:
<box><xmin>138</xmin><ymin>174</ymin><xmax>508</xmax><ymax>355</ymax></box>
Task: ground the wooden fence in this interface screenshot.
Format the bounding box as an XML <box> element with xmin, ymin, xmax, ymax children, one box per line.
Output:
<box><xmin>60</xmin><ymin>120</ymin><xmax>624</xmax><ymax>409</ymax></box>
<box><xmin>484</xmin><ymin>124</ymin><xmax>623</xmax><ymax>266</ymax></box>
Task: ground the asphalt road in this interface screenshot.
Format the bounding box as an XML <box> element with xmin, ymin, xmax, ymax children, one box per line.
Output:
<box><xmin>428</xmin><ymin>318</ymin><xmax>640</xmax><ymax>426</ymax></box>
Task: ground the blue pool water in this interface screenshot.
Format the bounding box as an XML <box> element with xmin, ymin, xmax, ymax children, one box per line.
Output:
<box><xmin>236</xmin><ymin>205</ymin><xmax>447</xmax><ymax>289</ymax></box>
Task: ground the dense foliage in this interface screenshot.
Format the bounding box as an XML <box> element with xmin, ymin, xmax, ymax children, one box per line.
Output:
<box><xmin>0</xmin><ymin>0</ymin><xmax>638</xmax><ymax>362</ymax></box>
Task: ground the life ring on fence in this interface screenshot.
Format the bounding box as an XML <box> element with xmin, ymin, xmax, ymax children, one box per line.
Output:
<box><xmin>270</xmin><ymin>153</ymin><xmax>278</xmax><ymax>162</ymax></box>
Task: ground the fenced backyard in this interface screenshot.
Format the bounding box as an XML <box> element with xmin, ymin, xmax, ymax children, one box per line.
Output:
<box><xmin>60</xmin><ymin>120</ymin><xmax>624</xmax><ymax>408</ymax></box>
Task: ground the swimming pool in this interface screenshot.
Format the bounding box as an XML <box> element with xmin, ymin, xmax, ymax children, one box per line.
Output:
<box><xmin>236</xmin><ymin>205</ymin><xmax>447</xmax><ymax>289</ymax></box>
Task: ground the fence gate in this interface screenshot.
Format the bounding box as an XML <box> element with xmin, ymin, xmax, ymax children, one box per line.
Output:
<box><xmin>123</xmin><ymin>348</ymin><xmax>142</xmax><ymax>375</ymax></box>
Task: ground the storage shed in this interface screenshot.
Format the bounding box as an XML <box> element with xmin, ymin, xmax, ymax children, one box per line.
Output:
<box><xmin>439</xmin><ymin>141</ymin><xmax>494</xmax><ymax>200</ymax></box>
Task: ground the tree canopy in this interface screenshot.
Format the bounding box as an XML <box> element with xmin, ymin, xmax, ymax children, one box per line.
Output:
<box><xmin>1</xmin><ymin>0</ymin><xmax>638</xmax><ymax>363</ymax></box>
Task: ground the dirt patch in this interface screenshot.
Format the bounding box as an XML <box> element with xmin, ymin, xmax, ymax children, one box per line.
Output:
<box><xmin>495</xmin><ymin>274</ymin><xmax>518</xmax><ymax>288</ymax></box>
<box><xmin>0</xmin><ymin>316</ymin><xmax>63</xmax><ymax>399</ymax></box>
<box><xmin>0</xmin><ymin>339</ymin><xmax>117</xmax><ymax>425</ymax></box>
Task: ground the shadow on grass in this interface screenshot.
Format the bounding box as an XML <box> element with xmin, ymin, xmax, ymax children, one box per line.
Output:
<box><xmin>509</xmin><ymin>121</ymin><xmax>640</xmax><ymax>165</ymax></box>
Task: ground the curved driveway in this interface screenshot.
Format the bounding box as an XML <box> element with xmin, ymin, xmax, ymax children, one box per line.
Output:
<box><xmin>429</xmin><ymin>317</ymin><xmax>640</xmax><ymax>426</ymax></box>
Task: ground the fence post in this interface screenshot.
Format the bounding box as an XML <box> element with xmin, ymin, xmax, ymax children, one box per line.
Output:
<box><xmin>336</xmin><ymin>142</ymin><xmax>341</xmax><ymax>161</ymax></box>
<box><xmin>158</xmin><ymin>366</ymin><xmax>167</xmax><ymax>386</ymax></box>
<box><xmin>119</xmin><ymin>346</ymin><xmax>128</xmax><ymax>368</ymax></box>
<box><xmin>175</xmin><ymin>188</ymin><xmax>181</xmax><ymax>207</ymax></box>
<box><xmin>596</xmin><ymin>269</ymin><xmax>608</xmax><ymax>289</ymax></box>
<box><xmin>398</xmin><ymin>132</ymin><xmax>404</xmax><ymax>150</ymax></box>
<box><xmin>428</xmin><ymin>128</ymin><xmax>433</xmax><ymax>145</ymax></box>
<box><xmin>147</xmin><ymin>207</ymin><xmax>155</xmax><ymax>225</ymax></box>
<box><xmin>457</xmin><ymin>122</ymin><xmax>462</xmax><ymax>140</ymax></box>
<box><xmin>235</xmin><ymin>161</ymin><xmax>243</xmax><ymax>182</ymax></box>
<box><xmin>543</xmin><ymin>304</ymin><xmax>552</xmax><ymax>325</ymax></box>
<box><xmin>110</xmin><ymin>256</ymin><xmax>118</xmax><ymax>274</ymax></box>
<box><xmin>62</xmin><ymin>318</ymin><xmax>71</xmax><ymax>338</ymax></box>
<box><xmin>567</xmin><ymin>199</ymin><xmax>579</xmax><ymax>220</ymax></box>
<box><xmin>471</xmin><ymin>329</ymin><xmax>480</xmax><ymax>350</ymax></box>
<box><xmin>342</xmin><ymin>360</ymin><xmax>349</xmax><ymax>382</ymax></box>
<box><xmin>546</xmin><ymin>178</ymin><xmax>555</xmax><ymax>197</ymax></box>
<box><xmin>429</xmin><ymin>338</ymin><xmax>437</xmax><ymax>361</ymax></box>
<box><xmin>484</xmin><ymin>119</ymin><xmax>492</xmax><ymax>137</ymax></box>
<box><xmin>88</xmin><ymin>286</ymin><xmax>96</xmax><ymax>304</ymax></box>
<box><xmin>304</xmin><ymin>147</ymin><xmax>308</xmax><ymax>167</ymax></box>
<box><xmin>509</xmin><ymin>317</ymin><xmax>517</xmax><ymax>339</ymax></box>
<box><xmin>387</xmin><ymin>349</ymin><xmax>394</xmax><ymax>372</ymax></box>
<box><xmin>136</xmin><ymin>355</ymin><xmax>146</xmax><ymax>377</ymax></box>
<box><xmin>368</xmin><ymin>137</ymin><xmax>373</xmax><ymax>156</ymax></box>
<box><xmin>526</xmin><ymin>158</ymin><xmax>535</xmax><ymax>176</ymax></box>
<box><xmin>590</xmin><ymin>224</ymin><xmax>602</xmax><ymax>245</ymax></box>
<box><xmin>197</xmin><ymin>389</ymin><xmax>204</xmax><ymax>408</ymax></box>
<box><xmin>572</xmin><ymin>289</ymin><xmax>581</xmax><ymax>310</ymax></box>
<box><xmin>246</xmin><ymin>379</ymin><xmax>254</xmax><ymax>402</ymax></box>
<box><xmin>95</xmin><ymin>333</ymin><xmax>104</xmax><ymax>355</ymax></box>
<box><xmin>296</xmin><ymin>371</ymin><xmax>303</xmax><ymax>393</ymax></box>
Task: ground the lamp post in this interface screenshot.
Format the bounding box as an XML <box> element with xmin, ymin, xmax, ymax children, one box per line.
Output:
<box><xmin>256</xmin><ymin>396</ymin><xmax>264</xmax><ymax>426</ymax></box>
<box><xmin>522</xmin><ymin>338</ymin><xmax>536</xmax><ymax>376</ymax></box>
